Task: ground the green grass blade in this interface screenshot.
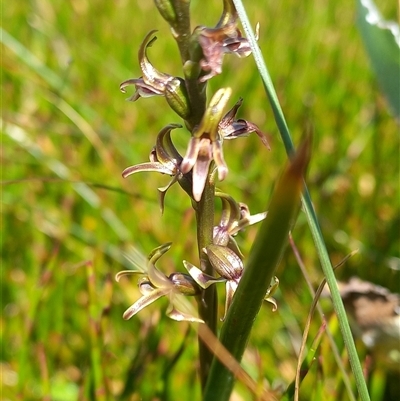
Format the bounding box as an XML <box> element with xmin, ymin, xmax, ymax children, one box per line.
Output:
<box><xmin>4</xmin><ymin>121</ymin><xmax>132</xmax><ymax>242</ymax></box>
<box><xmin>1</xmin><ymin>27</ymin><xmax>64</xmax><ymax>91</ymax></box>
<box><xmin>86</xmin><ymin>261</ymin><xmax>108</xmax><ymax>401</ymax></box>
<box><xmin>232</xmin><ymin>1</ymin><xmax>370</xmax><ymax>400</ymax></box>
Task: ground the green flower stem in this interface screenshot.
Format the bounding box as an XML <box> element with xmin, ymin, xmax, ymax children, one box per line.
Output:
<box><xmin>155</xmin><ymin>0</ymin><xmax>192</xmax><ymax>61</ymax></box>
<box><xmin>157</xmin><ymin>0</ymin><xmax>207</xmax><ymax>130</ymax></box>
<box><xmin>203</xmin><ymin>136</ymin><xmax>311</xmax><ymax>401</ymax></box>
<box><xmin>184</xmin><ymin>76</ymin><xmax>207</xmax><ymax>131</ymax></box>
<box><xmin>232</xmin><ymin>1</ymin><xmax>370</xmax><ymax>400</ymax></box>
<box><xmin>159</xmin><ymin>4</ymin><xmax>217</xmax><ymax>385</ymax></box>
<box><xmin>195</xmin><ymin>169</ymin><xmax>218</xmax><ymax>389</ymax></box>
<box><xmin>171</xmin><ymin>0</ymin><xmax>191</xmax><ymax>60</ymax></box>
<box><xmin>157</xmin><ymin>2</ymin><xmax>214</xmax><ymax>384</ymax></box>
<box><xmin>155</xmin><ymin>2</ymin><xmax>216</xmax><ymax>383</ymax></box>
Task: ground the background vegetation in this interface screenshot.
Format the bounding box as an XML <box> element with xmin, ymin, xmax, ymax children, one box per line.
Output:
<box><xmin>2</xmin><ymin>0</ymin><xmax>399</xmax><ymax>400</ymax></box>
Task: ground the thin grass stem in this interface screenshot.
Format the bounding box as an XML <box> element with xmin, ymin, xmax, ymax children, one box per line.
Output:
<box><xmin>232</xmin><ymin>1</ymin><xmax>370</xmax><ymax>399</ymax></box>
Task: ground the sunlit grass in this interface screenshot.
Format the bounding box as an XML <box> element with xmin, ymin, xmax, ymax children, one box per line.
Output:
<box><xmin>2</xmin><ymin>0</ymin><xmax>399</xmax><ymax>400</ymax></box>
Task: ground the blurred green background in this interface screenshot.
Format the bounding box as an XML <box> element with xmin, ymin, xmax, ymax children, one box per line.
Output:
<box><xmin>2</xmin><ymin>0</ymin><xmax>399</xmax><ymax>400</ymax></box>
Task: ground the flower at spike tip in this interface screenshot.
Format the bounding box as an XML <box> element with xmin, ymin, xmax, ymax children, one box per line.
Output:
<box><xmin>184</xmin><ymin>244</ymin><xmax>279</xmax><ymax>321</ymax></box>
<box><xmin>116</xmin><ymin>243</ymin><xmax>203</xmax><ymax>322</ymax></box>
<box><xmin>194</xmin><ymin>0</ymin><xmax>259</xmax><ymax>82</ymax></box>
<box><xmin>122</xmin><ymin>124</ymin><xmax>193</xmax><ymax>213</ymax></box>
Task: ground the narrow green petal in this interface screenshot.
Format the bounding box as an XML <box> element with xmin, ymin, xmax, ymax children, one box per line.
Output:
<box><xmin>123</xmin><ymin>246</ymin><xmax>149</xmax><ymax>273</ymax></box>
<box><xmin>156</xmin><ymin>123</ymin><xmax>183</xmax><ymax>163</ymax></box>
<box><xmin>226</xmin><ymin>237</ymin><xmax>244</xmax><ymax>259</ymax></box>
<box><xmin>216</xmin><ymin>0</ymin><xmax>238</xmax><ymax>27</ymax></box>
<box><xmin>166</xmin><ymin>300</ymin><xmax>205</xmax><ymax>323</ymax></box>
<box><xmin>147</xmin><ymin>263</ymin><xmax>172</xmax><ymax>290</ymax></box>
<box><xmin>221</xmin><ymin>280</ymin><xmax>238</xmax><ymax>321</ymax></box>
<box><xmin>232</xmin><ymin>211</ymin><xmax>268</xmax><ymax>235</ymax></box>
<box><xmin>122</xmin><ymin>162</ymin><xmax>173</xmax><ymax>178</ymax></box>
<box><xmin>192</xmin><ymin>140</ymin><xmax>212</xmax><ymax>202</ymax></box>
<box><xmin>183</xmin><ymin>261</ymin><xmax>226</xmax><ymax>288</ymax></box>
<box><xmin>122</xmin><ymin>288</ymin><xmax>169</xmax><ymax>320</ymax></box>
<box><xmin>167</xmin><ymin>306</ymin><xmax>204</xmax><ymax>323</ymax></box>
<box><xmin>158</xmin><ymin>175</ymin><xmax>179</xmax><ymax>214</ymax></box>
<box><xmin>139</xmin><ymin>30</ymin><xmax>173</xmax><ymax>90</ymax></box>
<box><xmin>215</xmin><ymin>192</ymin><xmax>241</xmax><ymax>230</ymax></box>
<box><xmin>138</xmin><ymin>280</ymin><xmax>156</xmax><ymax>295</ymax></box>
<box><xmin>147</xmin><ymin>242</ymin><xmax>172</xmax><ymax>263</ymax></box>
<box><xmin>212</xmin><ymin>140</ymin><xmax>228</xmax><ymax>181</ymax></box>
<box><xmin>119</xmin><ymin>78</ymin><xmax>143</xmax><ymax>93</ymax></box>
<box><xmin>195</xmin><ymin>88</ymin><xmax>232</xmax><ymax>141</ymax></box>
<box><xmin>264</xmin><ymin>296</ymin><xmax>278</xmax><ymax>312</ymax></box>
<box><xmin>115</xmin><ymin>270</ymin><xmax>144</xmax><ymax>282</ymax></box>
<box><xmin>181</xmin><ymin>137</ymin><xmax>200</xmax><ymax>174</ymax></box>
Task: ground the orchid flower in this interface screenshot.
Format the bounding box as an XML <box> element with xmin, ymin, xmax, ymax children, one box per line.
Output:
<box><xmin>195</xmin><ymin>0</ymin><xmax>258</xmax><ymax>82</ymax></box>
<box><xmin>122</xmin><ymin>124</ymin><xmax>193</xmax><ymax>213</ymax></box>
<box><xmin>184</xmin><ymin>244</ymin><xmax>279</xmax><ymax>321</ymax></box>
<box><xmin>120</xmin><ymin>30</ymin><xmax>191</xmax><ymax>119</ymax></box>
<box><xmin>116</xmin><ymin>243</ymin><xmax>202</xmax><ymax>322</ymax></box>
<box><xmin>214</xmin><ymin>191</ymin><xmax>267</xmax><ymax>257</ymax></box>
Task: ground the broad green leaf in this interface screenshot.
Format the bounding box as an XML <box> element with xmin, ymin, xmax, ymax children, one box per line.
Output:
<box><xmin>357</xmin><ymin>0</ymin><xmax>400</xmax><ymax>118</ymax></box>
<box><xmin>203</xmin><ymin>136</ymin><xmax>311</xmax><ymax>401</ymax></box>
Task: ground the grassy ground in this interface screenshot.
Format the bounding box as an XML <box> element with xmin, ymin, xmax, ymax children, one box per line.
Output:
<box><xmin>2</xmin><ymin>0</ymin><xmax>399</xmax><ymax>400</ymax></box>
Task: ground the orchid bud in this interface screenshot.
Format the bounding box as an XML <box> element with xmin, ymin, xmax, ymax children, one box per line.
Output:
<box><xmin>204</xmin><ymin>244</ymin><xmax>243</xmax><ymax>281</ymax></box>
<box><xmin>169</xmin><ymin>273</ymin><xmax>202</xmax><ymax>296</ymax></box>
<box><xmin>154</xmin><ymin>0</ymin><xmax>177</xmax><ymax>26</ymax></box>
<box><xmin>165</xmin><ymin>77</ymin><xmax>191</xmax><ymax>120</ymax></box>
